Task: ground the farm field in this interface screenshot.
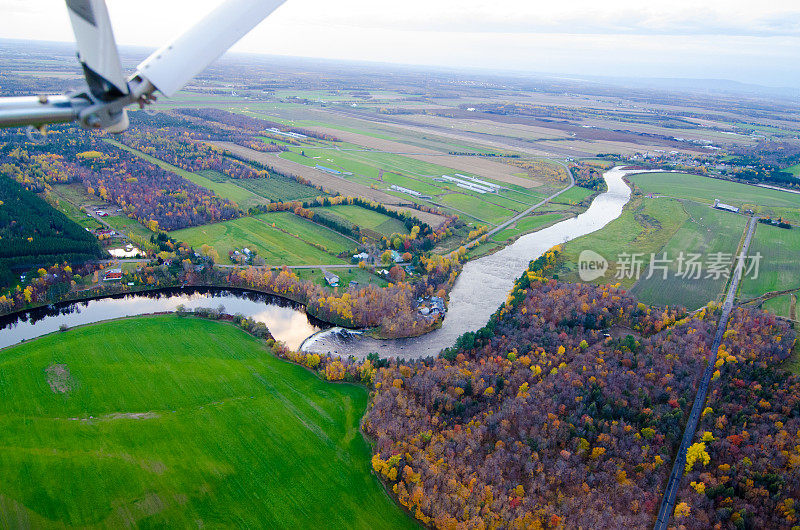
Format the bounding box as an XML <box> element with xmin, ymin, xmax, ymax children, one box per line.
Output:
<box><xmin>261</xmin><ymin>212</ymin><xmax>357</xmax><ymax>255</ymax></box>
<box><xmin>0</xmin><ymin>316</ymin><xmax>414</xmax><ymax>528</ymax></box>
<box><xmin>629</xmin><ymin>172</ymin><xmax>800</xmax><ymax>223</ymax></box>
<box><xmin>232</xmin><ymin>173</ymin><xmax>325</xmax><ymax>202</ymax></box>
<box><xmin>45</xmin><ymin>190</ymin><xmax>102</xmax><ymax>230</ymax></box>
<box><xmin>313</xmin><ymin>205</ymin><xmax>409</xmax><ymax>236</ymax></box>
<box><xmin>438</xmin><ymin>194</ymin><xmax>516</xmax><ymax>225</ymax></box>
<box><xmin>295</xmin><ymin>267</ymin><xmax>389</xmax><ymax>290</ymax></box>
<box><xmin>738</xmin><ymin>224</ymin><xmax>800</xmax><ymax>299</ymax></box>
<box><xmin>550</xmin><ymin>186</ymin><xmax>596</xmax><ymax>205</ymax></box>
<box><xmin>762</xmin><ymin>294</ymin><xmax>796</xmax><ymax>320</ymax></box>
<box><xmin>631</xmin><ymin>201</ymin><xmax>747</xmax><ymax>309</ymax></box>
<box><xmin>102</xmin><ymin>215</ymin><xmax>154</xmax><ymax>240</ymax></box>
<box><xmin>171</xmin><ymin>215</ymin><xmax>348</xmax><ymax>265</ymax></box>
<box><xmin>555</xmin><ymin>198</ymin><xmax>688</xmax><ymax>288</ymax></box>
<box><xmin>492</xmin><ymin>213</ymin><xmax>568</xmax><ymax>242</ymax></box>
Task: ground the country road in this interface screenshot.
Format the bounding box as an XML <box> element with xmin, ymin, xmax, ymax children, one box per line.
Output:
<box><xmin>654</xmin><ymin>215</ymin><xmax>758</xmax><ymax>529</ymax></box>
<box><xmin>465</xmin><ymin>161</ymin><xmax>575</xmax><ymax>248</ymax></box>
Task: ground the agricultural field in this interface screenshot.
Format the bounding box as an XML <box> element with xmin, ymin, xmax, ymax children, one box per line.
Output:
<box><xmin>761</xmin><ymin>294</ymin><xmax>797</xmax><ymax>321</ymax></box>
<box><xmin>738</xmin><ymin>224</ymin><xmax>800</xmax><ymax>299</ymax></box>
<box><xmin>45</xmin><ymin>191</ymin><xmax>102</xmax><ymax>231</ymax></box>
<box><xmin>295</xmin><ymin>267</ymin><xmax>388</xmax><ymax>290</ymax></box>
<box><xmin>550</xmin><ymin>186</ymin><xmax>596</xmax><ymax>205</ymax></box>
<box><xmin>629</xmin><ymin>172</ymin><xmax>800</xmax><ymax>224</ymax></box>
<box><xmin>171</xmin><ymin>215</ymin><xmax>349</xmax><ymax>265</ymax></box>
<box><xmin>313</xmin><ymin>205</ymin><xmax>409</xmax><ymax>236</ymax></box>
<box><xmin>555</xmin><ymin>197</ymin><xmax>688</xmax><ymax>288</ymax></box>
<box><xmin>631</xmin><ymin>201</ymin><xmax>747</xmax><ymax>309</ymax></box>
<box><xmin>0</xmin><ymin>316</ymin><xmax>414</xmax><ymax>528</ymax></box>
<box><xmin>262</xmin><ymin>212</ymin><xmax>357</xmax><ymax>254</ymax></box>
<box><xmin>233</xmin><ymin>173</ymin><xmax>325</xmax><ymax>202</ymax></box>
<box><xmin>491</xmin><ymin>213</ymin><xmax>569</xmax><ymax>242</ymax></box>
<box><xmin>102</xmin><ymin>215</ymin><xmax>155</xmax><ymax>240</ymax></box>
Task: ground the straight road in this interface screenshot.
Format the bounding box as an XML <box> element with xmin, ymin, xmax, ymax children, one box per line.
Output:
<box><xmin>465</xmin><ymin>161</ymin><xmax>575</xmax><ymax>248</ymax></box>
<box><xmin>654</xmin><ymin>215</ymin><xmax>757</xmax><ymax>529</ymax></box>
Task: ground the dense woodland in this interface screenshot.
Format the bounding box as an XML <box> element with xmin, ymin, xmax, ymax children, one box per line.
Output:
<box><xmin>362</xmin><ymin>252</ymin><xmax>797</xmax><ymax>528</ymax></box>
<box><xmin>0</xmin><ymin>177</ymin><xmax>102</xmax><ymax>286</ymax></box>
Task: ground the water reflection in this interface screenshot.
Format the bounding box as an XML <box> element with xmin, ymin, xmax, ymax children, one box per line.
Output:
<box><xmin>304</xmin><ymin>167</ymin><xmax>648</xmax><ymax>359</ymax></box>
<box><xmin>0</xmin><ymin>288</ymin><xmax>323</xmax><ymax>351</ymax></box>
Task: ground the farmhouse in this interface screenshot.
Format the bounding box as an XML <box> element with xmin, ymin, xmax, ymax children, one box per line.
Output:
<box><xmin>323</xmin><ymin>271</ymin><xmax>340</xmax><ymax>287</ymax></box>
<box><xmin>103</xmin><ymin>268</ymin><xmax>123</xmax><ymax>282</ymax></box>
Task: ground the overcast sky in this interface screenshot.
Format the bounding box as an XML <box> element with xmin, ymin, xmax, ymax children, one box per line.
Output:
<box><xmin>3</xmin><ymin>0</ymin><xmax>800</xmax><ymax>86</ymax></box>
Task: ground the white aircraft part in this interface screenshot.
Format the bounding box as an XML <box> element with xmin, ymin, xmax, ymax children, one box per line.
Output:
<box><xmin>136</xmin><ymin>0</ymin><xmax>286</xmax><ymax>97</ymax></box>
<box><xmin>65</xmin><ymin>0</ymin><xmax>128</xmax><ymax>95</ymax></box>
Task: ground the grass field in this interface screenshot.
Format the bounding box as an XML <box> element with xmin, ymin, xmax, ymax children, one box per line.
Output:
<box><xmin>229</xmin><ymin>173</ymin><xmax>323</xmax><ymax>202</ymax></box>
<box><xmin>629</xmin><ymin>172</ymin><xmax>800</xmax><ymax>223</ymax></box>
<box><xmin>762</xmin><ymin>294</ymin><xmax>796</xmax><ymax>320</ymax></box>
<box><xmin>0</xmin><ymin>316</ymin><xmax>414</xmax><ymax>528</ymax></box>
<box><xmin>295</xmin><ymin>267</ymin><xmax>388</xmax><ymax>289</ymax></box>
<box><xmin>631</xmin><ymin>201</ymin><xmax>747</xmax><ymax>309</ymax></box>
<box><xmin>261</xmin><ymin>212</ymin><xmax>357</xmax><ymax>254</ymax></box>
<box><xmin>785</xmin><ymin>163</ymin><xmax>800</xmax><ymax>176</ymax></box>
<box><xmin>550</xmin><ymin>186</ymin><xmax>596</xmax><ymax>205</ymax></box>
<box><xmin>102</xmin><ymin>215</ymin><xmax>154</xmax><ymax>239</ymax></box>
<box><xmin>556</xmin><ymin>198</ymin><xmax>688</xmax><ymax>288</ymax></box>
<box><xmin>46</xmin><ymin>192</ymin><xmax>102</xmax><ymax>230</ymax></box>
<box><xmin>438</xmin><ymin>194</ymin><xmax>516</xmax><ymax>225</ymax></box>
<box><xmin>313</xmin><ymin>205</ymin><xmax>409</xmax><ymax>236</ymax></box>
<box><xmin>171</xmin><ymin>215</ymin><xmax>348</xmax><ymax>265</ymax></box>
<box><xmin>738</xmin><ymin>224</ymin><xmax>800</xmax><ymax>299</ymax></box>
<box><xmin>492</xmin><ymin>213</ymin><xmax>568</xmax><ymax>242</ymax></box>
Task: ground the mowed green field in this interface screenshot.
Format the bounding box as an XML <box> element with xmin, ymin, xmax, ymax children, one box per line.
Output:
<box><xmin>739</xmin><ymin>224</ymin><xmax>800</xmax><ymax>299</ymax></box>
<box><xmin>0</xmin><ymin>316</ymin><xmax>415</xmax><ymax>528</ymax></box>
<box><xmin>313</xmin><ymin>205</ymin><xmax>409</xmax><ymax>236</ymax></box>
<box><xmin>556</xmin><ymin>198</ymin><xmax>688</xmax><ymax>288</ymax></box>
<box><xmin>630</xmin><ymin>172</ymin><xmax>800</xmax><ymax>223</ymax></box>
<box><xmin>631</xmin><ymin>201</ymin><xmax>747</xmax><ymax>309</ymax></box>
<box><xmin>492</xmin><ymin>213</ymin><xmax>567</xmax><ymax>242</ymax></box>
<box><xmin>762</xmin><ymin>294</ymin><xmax>796</xmax><ymax>320</ymax></box>
<box><xmin>171</xmin><ymin>215</ymin><xmax>349</xmax><ymax>265</ymax></box>
<box><xmin>550</xmin><ymin>186</ymin><xmax>596</xmax><ymax>205</ymax></box>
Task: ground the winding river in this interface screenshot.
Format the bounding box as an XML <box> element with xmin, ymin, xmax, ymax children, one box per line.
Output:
<box><xmin>0</xmin><ymin>167</ymin><xmax>642</xmax><ymax>357</ymax></box>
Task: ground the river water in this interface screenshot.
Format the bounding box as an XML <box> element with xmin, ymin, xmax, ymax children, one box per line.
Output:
<box><xmin>0</xmin><ymin>288</ymin><xmax>323</xmax><ymax>351</ymax></box>
<box><xmin>0</xmin><ymin>167</ymin><xmax>642</xmax><ymax>358</ymax></box>
<box><xmin>303</xmin><ymin>166</ymin><xmax>640</xmax><ymax>359</ymax></box>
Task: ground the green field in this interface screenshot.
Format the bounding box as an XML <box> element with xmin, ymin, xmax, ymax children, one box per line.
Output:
<box><xmin>556</xmin><ymin>198</ymin><xmax>688</xmax><ymax>288</ymax></box>
<box><xmin>550</xmin><ymin>186</ymin><xmax>596</xmax><ymax>205</ymax></box>
<box><xmin>171</xmin><ymin>215</ymin><xmax>348</xmax><ymax>265</ymax></box>
<box><xmin>313</xmin><ymin>205</ymin><xmax>409</xmax><ymax>236</ymax></box>
<box><xmin>785</xmin><ymin>163</ymin><xmax>800</xmax><ymax>176</ymax></box>
<box><xmin>438</xmin><ymin>194</ymin><xmax>516</xmax><ymax>225</ymax></box>
<box><xmin>630</xmin><ymin>172</ymin><xmax>800</xmax><ymax>223</ymax></box>
<box><xmin>295</xmin><ymin>267</ymin><xmax>388</xmax><ymax>290</ymax></box>
<box><xmin>261</xmin><ymin>212</ymin><xmax>357</xmax><ymax>254</ymax></box>
<box><xmin>102</xmin><ymin>215</ymin><xmax>154</xmax><ymax>239</ymax></box>
<box><xmin>0</xmin><ymin>316</ymin><xmax>414</xmax><ymax>528</ymax></box>
<box><xmin>230</xmin><ymin>173</ymin><xmax>323</xmax><ymax>202</ymax></box>
<box><xmin>738</xmin><ymin>224</ymin><xmax>800</xmax><ymax>299</ymax></box>
<box><xmin>631</xmin><ymin>201</ymin><xmax>747</xmax><ymax>309</ymax></box>
<box><xmin>492</xmin><ymin>213</ymin><xmax>567</xmax><ymax>242</ymax></box>
<box><xmin>46</xmin><ymin>192</ymin><xmax>102</xmax><ymax>230</ymax></box>
<box><xmin>762</xmin><ymin>294</ymin><xmax>796</xmax><ymax>320</ymax></box>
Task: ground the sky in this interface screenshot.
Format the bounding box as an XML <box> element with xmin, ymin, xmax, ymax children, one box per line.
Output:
<box><xmin>2</xmin><ymin>0</ymin><xmax>800</xmax><ymax>87</ymax></box>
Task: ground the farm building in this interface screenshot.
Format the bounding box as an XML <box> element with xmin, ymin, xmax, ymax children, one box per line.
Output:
<box><xmin>389</xmin><ymin>184</ymin><xmax>422</xmax><ymax>197</ymax></box>
<box><xmin>323</xmin><ymin>271</ymin><xmax>340</xmax><ymax>287</ymax></box>
<box><xmin>713</xmin><ymin>199</ymin><xmax>740</xmax><ymax>213</ymax></box>
<box><xmin>103</xmin><ymin>269</ymin><xmax>123</xmax><ymax>282</ymax></box>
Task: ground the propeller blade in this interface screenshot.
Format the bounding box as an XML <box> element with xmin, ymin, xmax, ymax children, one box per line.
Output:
<box><xmin>65</xmin><ymin>0</ymin><xmax>129</xmax><ymax>100</ymax></box>
<box><xmin>136</xmin><ymin>0</ymin><xmax>286</xmax><ymax>98</ymax></box>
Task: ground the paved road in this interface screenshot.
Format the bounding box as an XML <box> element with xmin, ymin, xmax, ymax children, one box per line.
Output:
<box><xmin>465</xmin><ymin>161</ymin><xmax>575</xmax><ymax>248</ymax></box>
<box><xmin>654</xmin><ymin>215</ymin><xmax>757</xmax><ymax>529</ymax></box>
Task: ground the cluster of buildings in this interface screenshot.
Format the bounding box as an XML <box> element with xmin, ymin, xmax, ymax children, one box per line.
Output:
<box><xmin>266</xmin><ymin>127</ymin><xmax>307</xmax><ymax>140</ymax></box>
<box><xmin>417</xmin><ymin>296</ymin><xmax>445</xmax><ymax>317</ymax></box>
<box><xmin>435</xmin><ymin>174</ymin><xmax>506</xmax><ymax>194</ymax></box>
